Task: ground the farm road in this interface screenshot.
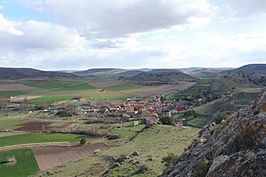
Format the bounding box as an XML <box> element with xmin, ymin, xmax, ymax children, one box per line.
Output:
<box><xmin>0</xmin><ymin>142</ymin><xmax>74</xmax><ymax>151</ymax></box>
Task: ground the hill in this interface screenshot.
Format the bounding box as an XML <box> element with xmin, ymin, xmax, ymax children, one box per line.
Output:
<box><xmin>0</xmin><ymin>68</ymin><xmax>74</xmax><ymax>80</ymax></box>
<box><xmin>179</xmin><ymin>67</ymin><xmax>231</xmax><ymax>78</ymax></box>
<box><xmin>129</xmin><ymin>69</ymin><xmax>199</xmax><ymax>85</ymax></box>
<box><xmin>174</xmin><ymin>74</ymin><xmax>263</xmax><ymax>106</ymax></box>
<box><xmin>113</xmin><ymin>70</ymin><xmax>145</xmax><ymax>80</ymax></box>
<box><xmin>162</xmin><ymin>92</ymin><xmax>266</xmax><ymax>177</ymax></box>
<box><xmin>176</xmin><ymin>88</ymin><xmax>263</xmax><ymax>127</ymax></box>
<box><xmin>73</xmin><ymin>68</ymin><xmax>126</xmax><ymax>77</ymax></box>
<box><xmin>227</xmin><ymin>64</ymin><xmax>266</xmax><ymax>74</ymax></box>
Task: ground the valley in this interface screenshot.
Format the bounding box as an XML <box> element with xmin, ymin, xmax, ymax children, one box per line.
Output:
<box><xmin>0</xmin><ymin>64</ymin><xmax>265</xmax><ymax>177</ymax></box>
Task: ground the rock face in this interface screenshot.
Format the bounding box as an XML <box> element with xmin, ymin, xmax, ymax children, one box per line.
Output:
<box><xmin>162</xmin><ymin>92</ymin><xmax>266</xmax><ymax>177</ymax></box>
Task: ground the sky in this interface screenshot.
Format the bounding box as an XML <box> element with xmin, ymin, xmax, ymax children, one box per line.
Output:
<box><xmin>0</xmin><ymin>0</ymin><xmax>266</xmax><ymax>70</ymax></box>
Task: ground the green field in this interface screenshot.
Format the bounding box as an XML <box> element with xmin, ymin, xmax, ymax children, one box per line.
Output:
<box><xmin>0</xmin><ymin>133</ymin><xmax>93</xmax><ymax>147</ymax></box>
<box><xmin>0</xmin><ymin>149</ymin><xmax>39</xmax><ymax>177</ymax></box>
<box><xmin>29</xmin><ymin>95</ymin><xmax>74</xmax><ymax>104</ymax></box>
<box><xmin>0</xmin><ymin>78</ymin><xmax>157</xmax><ymax>105</ymax></box>
<box><xmin>0</xmin><ymin>90</ymin><xmax>28</xmax><ymax>97</ymax></box>
<box><xmin>22</xmin><ymin>79</ymin><xmax>89</xmax><ymax>89</ymax></box>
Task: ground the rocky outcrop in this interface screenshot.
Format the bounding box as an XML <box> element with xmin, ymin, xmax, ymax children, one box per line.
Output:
<box><xmin>162</xmin><ymin>92</ymin><xmax>266</xmax><ymax>177</ymax></box>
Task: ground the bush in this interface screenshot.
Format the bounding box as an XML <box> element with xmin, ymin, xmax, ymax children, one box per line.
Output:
<box><xmin>107</xmin><ymin>134</ymin><xmax>121</xmax><ymax>140</ymax></box>
<box><xmin>160</xmin><ymin>116</ymin><xmax>175</xmax><ymax>125</ymax></box>
<box><xmin>162</xmin><ymin>153</ymin><xmax>176</xmax><ymax>166</ymax></box>
<box><xmin>80</xmin><ymin>138</ymin><xmax>86</xmax><ymax>145</ymax></box>
<box><xmin>136</xmin><ymin>164</ymin><xmax>149</xmax><ymax>174</ymax></box>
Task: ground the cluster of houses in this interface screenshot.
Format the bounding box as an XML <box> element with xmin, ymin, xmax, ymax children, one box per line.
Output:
<box><xmin>77</xmin><ymin>96</ymin><xmax>186</xmax><ymax>124</ymax></box>
<box><xmin>1</xmin><ymin>95</ymin><xmax>187</xmax><ymax>125</ymax></box>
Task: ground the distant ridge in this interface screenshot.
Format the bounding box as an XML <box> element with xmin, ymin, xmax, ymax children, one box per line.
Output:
<box><xmin>0</xmin><ymin>68</ymin><xmax>74</xmax><ymax>80</ymax></box>
<box><xmin>73</xmin><ymin>68</ymin><xmax>126</xmax><ymax>77</ymax></box>
<box><xmin>227</xmin><ymin>64</ymin><xmax>266</xmax><ymax>74</ymax></box>
<box><xmin>129</xmin><ymin>69</ymin><xmax>199</xmax><ymax>84</ymax></box>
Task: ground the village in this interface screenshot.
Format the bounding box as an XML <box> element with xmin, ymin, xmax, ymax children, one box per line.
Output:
<box><xmin>0</xmin><ymin>95</ymin><xmax>191</xmax><ymax>126</ymax></box>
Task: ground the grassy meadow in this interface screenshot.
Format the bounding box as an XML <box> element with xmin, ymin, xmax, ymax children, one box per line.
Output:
<box><xmin>0</xmin><ymin>78</ymin><xmax>157</xmax><ymax>104</ymax></box>
<box><xmin>36</xmin><ymin>125</ymin><xmax>199</xmax><ymax>177</ymax></box>
<box><xmin>0</xmin><ymin>149</ymin><xmax>39</xmax><ymax>177</ymax></box>
<box><xmin>0</xmin><ymin>133</ymin><xmax>94</xmax><ymax>147</ymax></box>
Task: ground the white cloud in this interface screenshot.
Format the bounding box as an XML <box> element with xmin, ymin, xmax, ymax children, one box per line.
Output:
<box><xmin>0</xmin><ymin>13</ymin><xmax>24</xmax><ymax>36</ymax></box>
<box><xmin>1</xmin><ymin>0</ymin><xmax>266</xmax><ymax>69</ymax></box>
<box><xmin>213</xmin><ymin>0</ymin><xmax>266</xmax><ymax>20</ymax></box>
<box><xmin>24</xmin><ymin>0</ymin><xmax>212</xmax><ymax>39</ymax></box>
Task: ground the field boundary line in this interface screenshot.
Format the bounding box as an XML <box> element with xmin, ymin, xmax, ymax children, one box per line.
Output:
<box><xmin>0</xmin><ymin>142</ymin><xmax>76</xmax><ymax>151</ymax></box>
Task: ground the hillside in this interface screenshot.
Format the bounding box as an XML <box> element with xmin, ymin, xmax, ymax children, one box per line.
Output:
<box><xmin>0</xmin><ymin>68</ymin><xmax>74</xmax><ymax>80</ymax></box>
<box><xmin>227</xmin><ymin>64</ymin><xmax>266</xmax><ymax>74</ymax></box>
<box><xmin>129</xmin><ymin>69</ymin><xmax>199</xmax><ymax>85</ymax></box>
<box><xmin>177</xmin><ymin>88</ymin><xmax>263</xmax><ymax>127</ymax></box>
<box><xmin>113</xmin><ymin>70</ymin><xmax>145</xmax><ymax>80</ymax></box>
<box><xmin>162</xmin><ymin>92</ymin><xmax>266</xmax><ymax>177</ymax></box>
<box><xmin>73</xmin><ymin>68</ymin><xmax>126</xmax><ymax>77</ymax></box>
<box><xmin>174</xmin><ymin>74</ymin><xmax>263</xmax><ymax>106</ymax></box>
<box><xmin>179</xmin><ymin>68</ymin><xmax>231</xmax><ymax>78</ymax></box>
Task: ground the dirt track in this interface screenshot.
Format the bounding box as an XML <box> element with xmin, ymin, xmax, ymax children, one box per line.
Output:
<box><xmin>33</xmin><ymin>143</ymin><xmax>108</xmax><ymax>171</ymax></box>
<box><xmin>0</xmin><ymin>142</ymin><xmax>74</xmax><ymax>151</ymax></box>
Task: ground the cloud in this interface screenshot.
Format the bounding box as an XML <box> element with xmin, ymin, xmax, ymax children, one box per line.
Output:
<box><xmin>24</xmin><ymin>0</ymin><xmax>212</xmax><ymax>39</ymax></box>
<box><xmin>0</xmin><ymin>12</ymin><xmax>87</xmax><ymax>68</ymax></box>
<box><xmin>213</xmin><ymin>0</ymin><xmax>266</xmax><ymax>20</ymax></box>
<box><xmin>0</xmin><ymin>13</ymin><xmax>24</xmax><ymax>35</ymax></box>
<box><xmin>0</xmin><ymin>13</ymin><xmax>86</xmax><ymax>50</ymax></box>
<box><xmin>1</xmin><ymin>0</ymin><xmax>266</xmax><ymax>69</ymax></box>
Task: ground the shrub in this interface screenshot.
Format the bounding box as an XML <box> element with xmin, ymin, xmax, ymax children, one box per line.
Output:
<box><xmin>80</xmin><ymin>138</ymin><xmax>86</xmax><ymax>145</ymax></box>
<box><xmin>162</xmin><ymin>153</ymin><xmax>176</xmax><ymax>166</ymax></box>
<box><xmin>160</xmin><ymin>116</ymin><xmax>175</xmax><ymax>125</ymax></box>
<box><xmin>136</xmin><ymin>164</ymin><xmax>149</xmax><ymax>174</ymax></box>
<box><xmin>107</xmin><ymin>134</ymin><xmax>121</xmax><ymax>140</ymax></box>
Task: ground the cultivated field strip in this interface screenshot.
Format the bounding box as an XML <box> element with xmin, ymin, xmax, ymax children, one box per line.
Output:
<box><xmin>33</xmin><ymin>143</ymin><xmax>108</xmax><ymax>171</ymax></box>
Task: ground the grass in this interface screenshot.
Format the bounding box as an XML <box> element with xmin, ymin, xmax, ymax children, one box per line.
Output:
<box><xmin>0</xmin><ymin>78</ymin><xmax>156</xmax><ymax>105</ymax></box>
<box><xmin>105</xmin><ymin>81</ymin><xmax>142</xmax><ymax>91</ymax></box>
<box><xmin>111</xmin><ymin>124</ymin><xmax>145</xmax><ymax>138</ymax></box>
<box><xmin>30</xmin><ymin>95</ymin><xmax>73</xmax><ymax>104</ymax></box>
<box><xmin>0</xmin><ymin>149</ymin><xmax>39</xmax><ymax>177</ymax></box>
<box><xmin>0</xmin><ymin>118</ymin><xmax>28</xmax><ymax>130</ymax></box>
<box><xmin>37</xmin><ymin>155</ymin><xmax>108</xmax><ymax>177</ymax></box>
<box><xmin>0</xmin><ymin>90</ymin><xmax>27</xmax><ymax>97</ymax></box>
<box><xmin>104</xmin><ymin>125</ymin><xmax>199</xmax><ymax>175</ymax></box>
<box><xmin>0</xmin><ymin>133</ymin><xmax>94</xmax><ymax>147</ymax></box>
<box><xmin>23</xmin><ymin>79</ymin><xmax>88</xmax><ymax>89</ymax></box>
<box><xmin>29</xmin><ymin>85</ymin><xmax>155</xmax><ymax>104</ymax></box>
<box><xmin>39</xmin><ymin>125</ymin><xmax>199</xmax><ymax>177</ymax></box>
<box><xmin>79</xmin><ymin>122</ymin><xmax>145</xmax><ymax>139</ymax></box>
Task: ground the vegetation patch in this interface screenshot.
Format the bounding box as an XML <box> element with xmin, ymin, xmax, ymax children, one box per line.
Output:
<box><xmin>0</xmin><ymin>149</ymin><xmax>39</xmax><ymax>177</ymax></box>
<box><xmin>0</xmin><ymin>133</ymin><xmax>94</xmax><ymax>147</ymax></box>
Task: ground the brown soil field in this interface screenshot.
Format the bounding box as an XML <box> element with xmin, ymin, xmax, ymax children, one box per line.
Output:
<box><xmin>14</xmin><ymin>121</ymin><xmax>73</xmax><ymax>132</ymax></box>
<box><xmin>33</xmin><ymin>143</ymin><xmax>108</xmax><ymax>171</ymax></box>
<box><xmin>15</xmin><ymin>121</ymin><xmax>53</xmax><ymax>132</ymax></box>
<box><xmin>0</xmin><ymin>84</ymin><xmax>33</xmax><ymax>91</ymax></box>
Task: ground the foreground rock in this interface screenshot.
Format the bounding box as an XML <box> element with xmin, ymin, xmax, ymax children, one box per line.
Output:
<box><xmin>162</xmin><ymin>92</ymin><xmax>266</xmax><ymax>177</ymax></box>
